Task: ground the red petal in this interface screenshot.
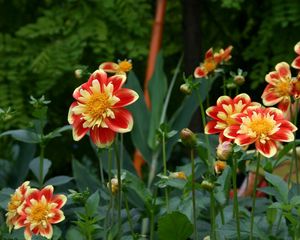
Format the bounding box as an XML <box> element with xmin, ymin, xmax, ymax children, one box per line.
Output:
<box><xmin>89</xmin><ymin>70</ymin><xmax>108</xmax><ymax>88</ymax></box>
<box><xmin>223</xmin><ymin>125</ymin><xmax>240</xmax><ymax>139</ymax></box>
<box><xmin>271</xmin><ymin>129</ymin><xmax>294</xmax><ymax>142</ymax></box>
<box><xmin>278</xmin><ymin>98</ymin><xmax>290</xmax><ymax>113</ymax></box>
<box><xmin>194</xmin><ymin>66</ymin><xmax>206</xmax><ymax>78</ymax></box>
<box><xmin>204</xmin><ymin>121</ymin><xmax>221</xmax><ymax>134</ymax></box>
<box><xmin>68</xmin><ymin>102</ymin><xmax>78</xmax><ymax>124</ymax></box>
<box><xmin>40</xmin><ymin>223</ymin><xmax>53</xmax><ymax>239</ymax></box>
<box><xmin>72</xmin><ymin>116</ymin><xmax>89</xmax><ymax>141</ymax></box>
<box><xmin>233</xmin><ymin>93</ymin><xmax>251</xmax><ymax>105</ymax></box>
<box><xmin>90</xmin><ymin>127</ymin><xmax>116</xmax><ymax>148</ymax></box>
<box><xmin>105</xmin><ymin>108</ymin><xmax>133</xmax><ymax>133</ymax></box>
<box><xmin>24</xmin><ymin>226</ymin><xmax>32</xmax><ymax>240</ymax></box>
<box><xmin>235</xmin><ymin>134</ymin><xmax>256</xmax><ymax>146</ymax></box>
<box><xmin>99</xmin><ymin>62</ymin><xmax>119</xmax><ymax>73</ymax></box>
<box><xmin>262</xmin><ymin>86</ymin><xmax>282</xmax><ymax>106</ymax></box>
<box><xmin>294</xmin><ymin>41</ymin><xmax>300</xmax><ymax>55</ymax></box>
<box><xmin>255</xmin><ymin>140</ymin><xmax>277</xmax><ymax>158</ymax></box>
<box><xmin>26</xmin><ymin>189</ymin><xmax>40</xmax><ymax>204</ymax></box>
<box><xmin>275</xmin><ymin>62</ymin><xmax>291</xmax><ymax>78</ymax></box>
<box><xmin>49</xmin><ymin>209</ymin><xmax>65</xmax><ymax>224</ymax></box>
<box><xmin>52</xmin><ymin>194</ymin><xmax>67</xmax><ymax>209</ymax></box>
<box><xmin>205</xmin><ymin>48</ymin><xmax>213</xmax><ymax>59</ymax></box>
<box><xmin>278</xmin><ymin>120</ymin><xmax>298</xmax><ymax>132</ymax></box>
<box><xmin>219</xmin><ymin>131</ymin><xmax>233</xmax><ymax>143</ymax></box>
<box><xmin>14</xmin><ymin>215</ymin><xmax>27</xmax><ymax>229</ymax></box>
<box><xmin>265</xmin><ymin>71</ymin><xmax>280</xmax><ymax>84</ymax></box>
<box><xmin>216</xmin><ymin>95</ymin><xmax>232</xmax><ymax>106</ymax></box>
<box><xmin>291</xmin><ymin>56</ymin><xmax>300</xmax><ymax>69</ymax></box>
<box><xmin>40</xmin><ymin>185</ymin><xmax>53</xmax><ymax>202</ymax></box>
<box><xmin>113</xmin><ymin>89</ymin><xmax>139</xmax><ymax>108</ymax></box>
<box><xmin>107</xmin><ymin>74</ymin><xmax>127</xmax><ymax>92</ymax></box>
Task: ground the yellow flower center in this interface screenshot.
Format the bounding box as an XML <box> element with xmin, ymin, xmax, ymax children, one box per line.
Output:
<box><xmin>276</xmin><ymin>79</ymin><xmax>291</xmax><ymax>96</ymax></box>
<box><xmin>30</xmin><ymin>202</ymin><xmax>48</xmax><ymax>223</ymax></box>
<box><xmin>203</xmin><ymin>60</ymin><xmax>217</xmax><ymax>73</ymax></box>
<box><xmin>7</xmin><ymin>194</ymin><xmax>21</xmax><ymax>212</ymax></box>
<box><xmin>118</xmin><ymin>60</ymin><xmax>132</xmax><ymax>72</ymax></box>
<box><xmin>85</xmin><ymin>92</ymin><xmax>111</xmax><ymax>120</ymax></box>
<box><xmin>249</xmin><ymin>118</ymin><xmax>274</xmax><ymax>136</ymax></box>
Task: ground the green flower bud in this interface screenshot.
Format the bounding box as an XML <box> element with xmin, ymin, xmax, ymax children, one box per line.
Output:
<box><xmin>180</xmin><ymin>128</ymin><xmax>197</xmax><ymax>148</ymax></box>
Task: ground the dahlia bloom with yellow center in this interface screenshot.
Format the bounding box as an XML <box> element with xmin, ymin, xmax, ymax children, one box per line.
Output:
<box><xmin>262</xmin><ymin>62</ymin><xmax>293</xmax><ymax>113</ymax></box>
<box><xmin>205</xmin><ymin>93</ymin><xmax>260</xmax><ymax>142</ymax></box>
<box><xmin>99</xmin><ymin>59</ymin><xmax>132</xmax><ymax>75</ymax></box>
<box><xmin>224</xmin><ymin>107</ymin><xmax>297</xmax><ymax>158</ymax></box>
<box><xmin>6</xmin><ymin>181</ymin><xmax>31</xmax><ymax>232</ymax></box>
<box><xmin>291</xmin><ymin>41</ymin><xmax>300</xmax><ymax>70</ymax></box>
<box><xmin>68</xmin><ymin>69</ymin><xmax>139</xmax><ymax>148</ymax></box>
<box><xmin>194</xmin><ymin>46</ymin><xmax>233</xmax><ymax>78</ymax></box>
<box><xmin>14</xmin><ymin>185</ymin><xmax>67</xmax><ymax>240</ymax></box>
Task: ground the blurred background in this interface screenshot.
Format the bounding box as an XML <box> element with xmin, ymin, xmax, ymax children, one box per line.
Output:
<box><xmin>0</xmin><ymin>0</ymin><xmax>300</xmax><ymax>181</ymax></box>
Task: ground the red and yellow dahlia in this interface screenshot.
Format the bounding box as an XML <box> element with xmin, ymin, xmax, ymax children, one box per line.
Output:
<box><xmin>292</xmin><ymin>41</ymin><xmax>300</xmax><ymax>70</ymax></box>
<box><xmin>6</xmin><ymin>181</ymin><xmax>31</xmax><ymax>232</ymax></box>
<box><xmin>262</xmin><ymin>62</ymin><xmax>293</xmax><ymax>113</ymax></box>
<box><xmin>14</xmin><ymin>185</ymin><xmax>67</xmax><ymax>240</ymax></box>
<box><xmin>99</xmin><ymin>59</ymin><xmax>132</xmax><ymax>75</ymax></box>
<box><xmin>194</xmin><ymin>46</ymin><xmax>233</xmax><ymax>78</ymax></box>
<box><xmin>68</xmin><ymin>69</ymin><xmax>139</xmax><ymax>148</ymax></box>
<box><xmin>224</xmin><ymin>107</ymin><xmax>297</xmax><ymax>158</ymax></box>
<box><xmin>205</xmin><ymin>93</ymin><xmax>260</xmax><ymax>142</ymax></box>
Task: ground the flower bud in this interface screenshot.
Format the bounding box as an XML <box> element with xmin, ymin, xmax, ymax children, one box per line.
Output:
<box><xmin>74</xmin><ymin>69</ymin><xmax>83</xmax><ymax>79</ymax></box>
<box><xmin>216</xmin><ymin>141</ymin><xmax>233</xmax><ymax>161</ymax></box>
<box><xmin>203</xmin><ymin>236</ymin><xmax>211</xmax><ymax>240</ymax></box>
<box><xmin>169</xmin><ymin>171</ymin><xmax>187</xmax><ymax>180</ymax></box>
<box><xmin>226</xmin><ymin>82</ymin><xmax>237</xmax><ymax>89</ymax></box>
<box><xmin>200</xmin><ymin>180</ymin><xmax>214</xmax><ymax>191</ymax></box>
<box><xmin>180</xmin><ymin>83</ymin><xmax>192</xmax><ymax>95</ymax></box>
<box><xmin>180</xmin><ymin>128</ymin><xmax>197</xmax><ymax>148</ymax></box>
<box><xmin>214</xmin><ymin>160</ymin><xmax>227</xmax><ymax>175</ymax></box>
<box><xmin>234</xmin><ymin>75</ymin><xmax>245</xmax><ymax>86</ymax></box>
<box><xmin>107</xmin><ymin>178</ymin><xmax>119</xmax><ymax>194</ymax></box>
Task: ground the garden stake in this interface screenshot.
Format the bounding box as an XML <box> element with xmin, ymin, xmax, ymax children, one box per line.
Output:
<box><xmin>250</xmin><ymin>153</ymin><xmax>261</xmax><ymax>240</ymax></box>
<box><xmin>191</xmin><ymin>149</ymin><xmax>198</xmax><ymax>240</ymax></box>
<box><xmin>232</xmin><ymin>155</ymin><xmax>241</xmax><ymax>240</ymax></box>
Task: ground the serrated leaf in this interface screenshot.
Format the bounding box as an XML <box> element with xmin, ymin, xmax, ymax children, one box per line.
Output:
<box><xmin>157</xmin><ymin>211</ymin><xmax>193</xmax><ymax>240</ymax></box>
<box><xmin>265</xmin><ymin>172</ymin><xmax>288</xmax><ymax>203</ymax></box>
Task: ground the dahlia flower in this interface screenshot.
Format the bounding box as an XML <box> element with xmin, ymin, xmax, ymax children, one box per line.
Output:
<box><xmin>68</xmin><ymin>69</ymin><xmax>139</xmax><ymax>148</ymax></box>
<box><xmin>205</xmin><ymin>93</ymin><xmax>260</xmax><ymax>142</ymax></box>
<box><xmin>99</xmin><ymin>59</ymin><xmax>132</xmax><ymax>75</ymax></box>
<box><xmin>6</xmin><ymin>181</ymin><xmax>31</xmax><ymax>232</ymax></box>
<box><xmin>14</xmin><ymin>185</ymin><xmax>67</xmax><ymax>240</ymax></box>
<box><xmin>224</xmin><ymin>107</ymin><xmax>297</xmax><ymax>158</ymax></box>
<box><xmin>262</xmin><ymin>62</ymin><xmax>293</xmax><ymax>113</ymax></box>
<box><xmin>194</xmin><ymin>46</ymin><xmax>233</xmax><ymax>78</ymax></box>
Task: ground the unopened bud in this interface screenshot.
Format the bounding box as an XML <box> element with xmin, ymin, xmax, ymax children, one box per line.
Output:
<box><xmin>200</xmin><ymin>180</ymin><xmax>214</xmax><ymax>191</ymax></box>
<box><xmin>226</xmin><ymin>82</ymin><xmax>236</xmax><ymax>89</ymax></box>
<box><xmin>180</xmin><ymin>83</ymin><xmax>192</xmax><ymax>95</ymax></box>
<box><xmin>214</xmin><ymin>160</ymin><xmax>227</xmax><ymax>175</ymax></box>
<box><xmin>169</xmin><ymin>171</ymin><xmax>187</xmax><ymax>180</ymax></box>
<box><xmin>216</xmin><ymin>141</ymin><xmax>233</xmax><ymax>161</ymax></box>
<box><xmin>234</xmin><ymin>75</ymin><xmax>245</xmax><ymax>86</ymax></box>
<box><xmin>74</xmin><ymin>69</ymin><xmax>83</xmax><ymax>79</ymax></box>
<box><xmin>180</xmin><ymin>128</ymin><xmax>197</xmax><ymax>148</ymax></box>
<box><xmin>107</xmin><ymin>178</ymin><xmax>119</xmax><ymax>194</ymax></box>
<box><xmin>203</xmin><ymin>236</ymin><xmax>211</xmax><ymax>240</ymax></box>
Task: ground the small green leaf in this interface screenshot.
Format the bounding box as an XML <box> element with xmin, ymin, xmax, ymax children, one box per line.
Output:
<box><xmin>44</xmin><ymin>176</ymin><xmax>73</xmax><ymax>186</ymax></box>
<box><xmin>66</xmin><ymin>227</ymin><xmax>85</xmax><ymax>240</ymax></box>
<box><xmin>29</xmin><ymin>157</ymin><xmax>52</xmax><ymax>182</ymax></box>
<box><xmin>52</xmin><ymin>226</ymin><xmax>62</xmax><ymax>240</ymax></box>
<box><xmin>157</xmin><ymin>211</ymin><xmax>193</xmax><ymax>240</ymax></box>
<box><xmin>265</xmin><ymin>172</ymin><xmax>288</xmax><ymax>203</ymax></box>
<box><xmin>85</xmin><ymin>191</ymin><xmax>100</xmax><ymax>216</ymax></box>
<box><xmin>290</xmin><ymin>196</ymin><xmax>300</xmax><ymax>206</ymax></box>
<box><xmin>266</xmin><ymin>207</ymin><xmax>277</xmax><ymax>225</ymax></box>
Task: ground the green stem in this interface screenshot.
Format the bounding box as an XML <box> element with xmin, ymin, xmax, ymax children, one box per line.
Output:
<box><xmin>124</xmin><ymin>193</ymin><xmax>135</xmax><ymax>238</ymax></box>
<box><xmin>105</xmin><ymin>148</ymin><xmax>113</xmax><ymax>230</ymax></box>
<box><xmin>223</xmin><ymin>74</ymin><xmax>227</xmax><ymax>95</ymax></box>
<box><xmin>250</xmin><ymin>153</ymin><xmax>261</xmax><ymax>240</ymax></box>
<box><xmin>220</xmin><ymin>208</ymin><xmax>225</xmax><ymax>225</ymax></box>
<box><xmin>232</xmin><ymin>155</ymin><xmax>241</xmax><ymax>240</ymax></box>
<box><xmin>97</xmin><ymin>148</ymin><xmax>105</xmax><ymax>185</ymax></box>
<box><xmin>39</xmin><ymin>144</ymin><xmax>45</xmax><ymax>188</ymax></box>
<box><xmin>191</xmin><ymin>149</ymin><xmax>198</xmax><ymax>240</ymax></box>
<box><xmin>210</xmin><ymin>191</ymin><xmax>216</xmax><ymax>240</ymax></box>
<box><xmin>196</xmin><ymin>92</ymin><xmax>211</xmax><ymax>169</ymax></box>
<box><xmin>113</xmin><ymin>141</ymin><xmax>122</xmax><ymax>237</ymax></box>
<box><xmin>150</xmin><ymin>187</ymin><xmax>157</xmax><ymax>240</ymax></box>
<box><xmin>162</xmin><ymin>133</ymin><xmax>169</xmax><ymax>212</ymax></box>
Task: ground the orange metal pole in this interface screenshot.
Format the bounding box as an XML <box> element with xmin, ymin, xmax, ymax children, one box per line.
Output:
<box><xmin>133</xmin><ymin>0</ymin><xmax>167</xmax><ymax>177</ymax></box>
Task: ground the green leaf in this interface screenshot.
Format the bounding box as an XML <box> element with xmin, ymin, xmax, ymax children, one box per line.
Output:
<box><xmin>44</xmin><ymin>125</ymin><xmax>72</xmax><ymax>141</ymax></box>
<box><xmin>148</xmin><ymin>52</ymin><xmax>167</xmax><ymax>149</ymax></box>
<box><xmin>126</xmin><ymin>71</ymin><xmax>151</xmax><ymax>163</ymax></box>
<box><xmin>266</xmin><ymin>207</ymin><xmax>277</xmax><ymax>225</ymax></box>
<box><xmin>44</xmin><ymin>176</ymin><xmax>73</xmax><ymax>186</ymax></box>
<box><xmin>66</xmin><ymin>227</ymin><xmax>85</xmax><ymax>240</ymax></box>
<box><xmin>157</xmin><ymin>211</ymin><xmax>193</xmax><ymax>240</ymax></box>
<box><xmin>265</xmin><ymin>172</ymin><xmax>288</xmax><ymax>203</ymax></box>
<box><xmin>290</xmin><ymin>196</ymin><xmax>300</xmax><ymax>206</ymax></box>
<box><xmin>85</xmin><ymin>191</ymin><xmax>100</xmax><ymax>216</ymax></box>
<box><xmin>72</xmin><ymin>159</ymin><xmax>100</xmax><ymax>192</ymax></box>
<box><xmin>215</xmin><ymin>167</ymin><xmax>232</xmax><ymax>206</ymax></box>
<box><xmin>52</xmin><ymin>226</ymin><xmax>62</xmax><ymax>240</ymax></box>
<box><xmin>29</xmin><ymin>157</ymin><xmax>52</xmax><ymax>182</ymax></box>
<box><xmin>0</xmin><ymin>129</ymin><xmax>41</xmax><ymax>143</ymax></box>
